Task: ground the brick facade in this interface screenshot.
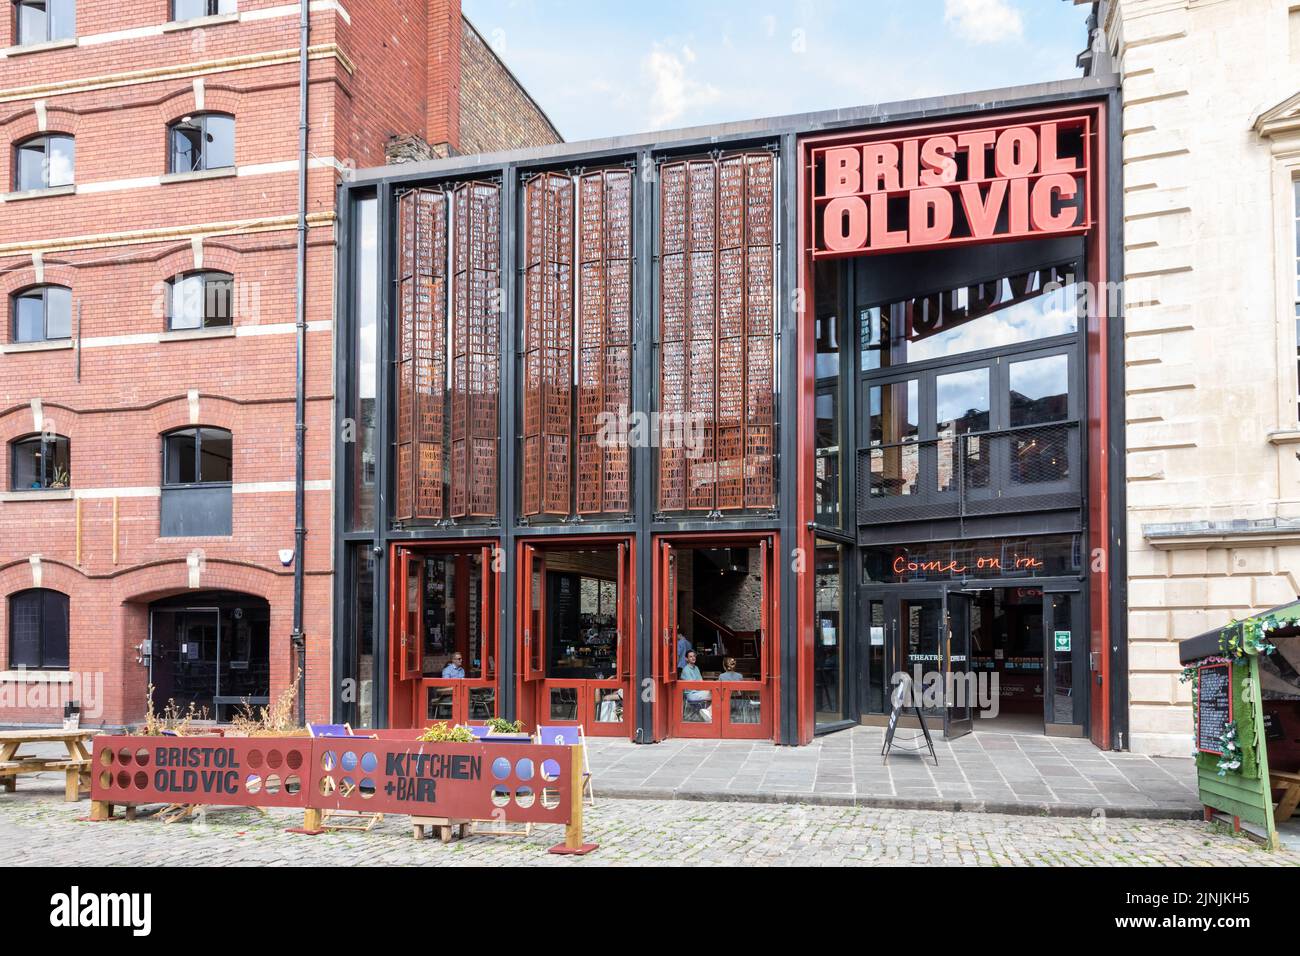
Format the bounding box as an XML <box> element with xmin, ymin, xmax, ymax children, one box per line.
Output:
<box><xmin>0</xmin><ymin>0</ymin><xmax>558</xmax><ymax>728</ymax></box>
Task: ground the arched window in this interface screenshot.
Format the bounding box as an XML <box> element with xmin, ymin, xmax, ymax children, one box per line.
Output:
<box><xmin>10</xmin><ymin>285</ymin><xmax>71</xmax><ymax>343</ymax></box>
<box><xmin>14</xmin><ymin>133</ymin><xmax>74</xmax><ymax>191</ymax></box>
<box><xmin>167</xmin><ymin>271</ymin><xmax>233</xmax><ymax>330</ymax></box>
<box><xmin>8</xmin><ymin>589</ymin><xmax>69</xmax><ymax>670</ymax></box>
<box><xmin>163</xmin><ymin>427</ymin><xmax>233</xmax><ymax>486</ymax></box>
<box><xmin>14</xmin><ymin>1</ymin><xmax>75</xmax><ymax>46</ymax></box>
<box><xmin>10</xmin><ymin>434</ymin><xmax>70</xmax><ymax>490</ymax></box>
<box><xmin>167</xmin><ymin>113</ymin><xmax>234</xmax><ymax>174</ymax></box>
<box><xmin>171</xmin><ymin>0</ymin><xmax>234</xmax><ymax>23</ymax></box>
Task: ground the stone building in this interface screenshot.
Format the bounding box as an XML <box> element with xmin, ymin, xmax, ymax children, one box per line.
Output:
<box><xmin>1084</xmin><ymin>0</ymin><xmax>1300</xmax><ymax>754</ymax></box>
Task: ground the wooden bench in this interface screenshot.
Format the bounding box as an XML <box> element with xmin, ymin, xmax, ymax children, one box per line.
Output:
<box><xmin>1272</xmin><ymin>770</ymin><xmax>1300</xmax><ymax>823</ymax></box>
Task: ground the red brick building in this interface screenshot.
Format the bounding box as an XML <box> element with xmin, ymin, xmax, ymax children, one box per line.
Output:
<box><xmin>0</xmin><ymin>0</ymin><xmax>558</xmax><ymax>728</ymax></box>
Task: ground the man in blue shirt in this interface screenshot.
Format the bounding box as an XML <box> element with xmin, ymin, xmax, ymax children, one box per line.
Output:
<box><xmin>676</xmin><ymin>630</ymin><xmax>692</xmax><ymax>670</ymax></box>
<box><xmin>441</xmin><ymin>652</ymin><xmax>465</xmax><ymax>679</ymax></box>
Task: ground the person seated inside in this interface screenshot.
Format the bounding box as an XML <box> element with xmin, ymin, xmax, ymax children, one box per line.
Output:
<box><xmin>718</xmin><ymin>657</ymin><xmax>743</xmax><ymax>681</ymax></box>
<box><xmin>680</xmin><ymin>650</ymin><xmax>711</xmax><ymax>720</ymax></box>
<box><xmin>441</xmin><ymin>652</ymin><xmax>465</xmax><ymax>679</ymax></box>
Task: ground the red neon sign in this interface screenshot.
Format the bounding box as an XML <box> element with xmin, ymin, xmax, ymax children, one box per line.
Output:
<box><xmin>891</xmin><ymin>553</ymin><xmax>1045</xmax><ymax>579</ymax></box>
<box><xmin>811</xmin><ymin>116</ymin><xmax>1091</xmax><ymax>258</ymax></box>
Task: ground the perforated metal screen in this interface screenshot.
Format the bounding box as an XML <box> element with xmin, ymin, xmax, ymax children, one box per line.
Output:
<box><xmin>659</xmin><ymin>151</ymin><xmax>776</xmax><ymax>514</ymax></box>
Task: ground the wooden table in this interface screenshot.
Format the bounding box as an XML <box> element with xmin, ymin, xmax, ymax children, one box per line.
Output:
<box><xmin>1272</xmin><ymin>770</ymin><xmax>1300</xmax><ymax>823</ymax></box>
<box><xmin>0</xmin><ymin>728</ymin><xmax>95</xmax><ymax>802</ymax></box>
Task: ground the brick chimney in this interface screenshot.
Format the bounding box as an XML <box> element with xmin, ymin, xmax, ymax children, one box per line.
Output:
<box><xmin>427</xmin><ymin>0</ymin><xmax>463</xmax><ymax>155</ymax></box>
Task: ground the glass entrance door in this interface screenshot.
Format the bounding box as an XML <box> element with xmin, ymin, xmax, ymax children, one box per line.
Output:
<box><xmin>865</xmin><ymin>587</ymin><xmax>974</xmax><ymax>740</ymax></box>
<box><xmin>944</xmin><ymin>591</ymin><xmax>974</xmax><ymax>739</ymax></box>
<box><xmin>1043</xmin><ymin>589</ymin><xmax>1087</xmax><ymax>735</ymax></box>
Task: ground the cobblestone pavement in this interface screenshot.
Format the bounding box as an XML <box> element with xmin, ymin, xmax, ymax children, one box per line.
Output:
<box><xmin>586</xmin><ymin>726</ymin><xmax>1200</xmax><ymax>816</ymax></box>
<box><xmin>1</xmin><ymin>768</ymin><xmax>1295</xmax><ymax>866</ymax></box>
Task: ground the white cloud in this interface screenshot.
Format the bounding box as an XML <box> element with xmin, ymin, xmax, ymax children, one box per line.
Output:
<box><xmin>642</xmin><ymin>43</ymin><xmax>720</xmax><ymax>129</ymax></box>
<box><xmin>944</xmin><ymin>0</ymin><xmax>1024</xmax><ymax>45</ymax></box>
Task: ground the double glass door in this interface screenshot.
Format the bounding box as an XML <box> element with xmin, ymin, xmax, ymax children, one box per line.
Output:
<box><xmin>862</xmin><ymin>584</ymin><xmax>1086</xmax><ymax>737</ymax></box>
<box><xmin>863</xmin><ymin>588</ymin><xmax>973</xmax><ymax>739</ymax></box>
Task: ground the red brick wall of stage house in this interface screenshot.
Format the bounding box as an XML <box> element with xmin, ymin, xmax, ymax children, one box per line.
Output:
<box><xmin>0</xmin><ymin>0</ymin><xmax>558</xmax><ymax>727</ymax></box>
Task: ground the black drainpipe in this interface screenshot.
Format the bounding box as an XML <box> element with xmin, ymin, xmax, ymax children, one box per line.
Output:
<box><xmin>291</xmin><ymin>0</ymin><xmax>310</xmax><ymax>723</ymax></box>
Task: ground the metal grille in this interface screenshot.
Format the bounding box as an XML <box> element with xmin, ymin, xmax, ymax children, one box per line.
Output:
<box><xmin>857</xmin><ymin>421</ymin><xmax>1081</xmax><ymax>526</ymax></box>
<box><xmin>450</xmin><ymin>181</ymin><xmax>501</xmax><ymax>518</ymax></box>
<box><xmin>658</xmin><ymin>150</ymin><xmax>777</xmax><ymax>514</ymax></box>
<box><xmin>521</xmin><ymin>167</ymin><xmax>634</xmax><ymax>519</ymax></box>
<box><xmin>522</xmin><ymin>172</ymin><xmax>573</xmax><ymax>517</ymax></box>
<box><xmin>395</xmin><ymin>188</ymin><xmax>448</xmax><ymax>521</ymax></box>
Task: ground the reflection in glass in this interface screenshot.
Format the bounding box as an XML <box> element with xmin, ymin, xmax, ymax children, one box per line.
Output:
<box><xmin>1010</xmin><ymin>354</ymin><xmax>1069</xmax><ymax>426</ymax></box>
<box><xmin>1050</xmin><ymin>596</ymin><xmax>1073</xmax><ymax>725</ymax></box>
<box><xmin>867</xmin><ymin>600</ymin><xmax>885</xmax><ymax>714</ymax></box>
<box><xmin>814</xmin><ymin>541</ymin><xmax>844</xmax><ymax>726</ymax></box>
<box><xmin>936</xmin><ymin>367</ymin><xmax>990</xmax><ymax>493</ymax></box>
<box><xmin>857</xmin><ymin>263</ymin><xmax>1078</xmax><ymax>369</ymax></box>
<box><xmin>815</xmin><ymin>262</ymin><xmax>843</xmax><ymax>525</ymax></box>
<box><xmin>353</xmin><ymin>547</ymin><xmax>375</xmax><ymax>727</ymax></box>
<box><xmin>868</xmin><ymin>380</ymin><xmax>919</xmax><ymax>498</ymax></box>
<box><xmin>729</xmin><ymin>690</ymin><xmax>761</xmax><ymax>724</ymax></box>
<box><xmin>352</xmin><ymin>196</ymin><xmax>379</xmax><ymax>530</ymax></box>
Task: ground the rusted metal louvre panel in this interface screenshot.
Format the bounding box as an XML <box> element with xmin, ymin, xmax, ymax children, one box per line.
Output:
<box><xmin>575</xmin><ymin>168</ymin><xmax>634</xmax><ymax>515</ymax></box>
<box><xmin>686</xmin><ymin>159</ymin><xmax>718</xmax><ymax>511</ymax></box>
<box><xmin>658</xmin><ymin>161</ymin><xmax>688</xmax><ymax>512</ymax></box>
<box><xmin>716</xmin><ymin>156</ymin><xmax>747</xmax><ymax>510</ymax></box>
<box><xmin>657</xmin><ymin>150</ymin><xmax>777</xmax><ymax>515</ymax></box>
<box><xmin>522</xmin><ymin>172</ymin><xmax>574</xmax><ymax>517</ymax></box>
<box><xmin>395</xmin><ymin>188</ymin><xmax>448</xmax><ymax>522</ymax></box>
<box><xmin>744</xmin><ymin>152</ymin><xmax>776</xmax><ymax>509</ymax></box>
<box><xmin>450</xmin><ymin>181</ymin><xmax>501</xmax><ymax>518</ymax></box>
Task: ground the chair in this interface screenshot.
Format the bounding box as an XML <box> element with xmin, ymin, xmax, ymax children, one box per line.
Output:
<box><xmin>534</xmin><ymin>724</ymin><xmax>595</xmax><ymax>807</ymax></box>
<box><xmin>307</xmin><ymin>723</ymin><xmax>384</xmax><ymax>833</ymax></box>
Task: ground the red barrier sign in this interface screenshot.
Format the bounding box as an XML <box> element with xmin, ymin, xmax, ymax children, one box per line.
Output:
<box><xmin>810</xmin><ymin>116</ymin><xmax>1091</xmax><ymax>258</ymax></box>
<box><xmin>90</xmin><ymin>736</ymin><xmax>577</xmax><ymax>827</ymax></box>
<box><xmin>308</xmin><ymin>739</ymin><xmax>574</xmax><ymax>824</ymax></box>
<box><xmin>91</xmin><ymin>736</ymin><xmax>311</xmax><ymax>809</ymax></box>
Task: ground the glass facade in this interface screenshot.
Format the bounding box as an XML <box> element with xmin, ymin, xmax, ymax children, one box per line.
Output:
<box><xmin>332</xmin><ymin>96</ymin><xmax>1113</xmax><ymax>746</ymax></box>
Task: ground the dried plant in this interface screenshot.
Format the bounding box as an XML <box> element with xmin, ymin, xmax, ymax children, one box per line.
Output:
<box><xmin>141</xmin><ymin>685</ymin><xmax>208</xmax><ymax>736</ymax></box>
<box><xmin>229</xmin><ymin>669</ymin><xmax>305</xmax><ymax>737</ymax></box>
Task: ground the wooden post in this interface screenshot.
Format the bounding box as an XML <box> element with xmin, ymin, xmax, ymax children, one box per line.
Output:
<box><xmin>548</xmin><ymin>744</ymin><xmax>598</xmax><ymax>855</ymax></box>
<box><xmin>89</xmin><ymin>800</ymin><xmax>112</xmax><ymax>821</ymax></box>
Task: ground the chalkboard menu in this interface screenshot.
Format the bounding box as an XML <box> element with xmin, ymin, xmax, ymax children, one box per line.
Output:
<box><xmin>1196</xmin><ymin>662</ymin><xmax>1233</xmax><ymax>755</ymax></box>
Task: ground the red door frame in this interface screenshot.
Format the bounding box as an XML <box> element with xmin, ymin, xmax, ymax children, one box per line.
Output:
<box><xmin>652</xmin><ymin>531</ymin><xmax>779</xmax><ymax>742</ymax></box>
<box><xmin>796</xmin><ymin>100</ymin><xmax>1113</xmax><ymax>748</ymax></box>
<box><xmin>514</xmin><ymin>534</ymin><xmax>636</xmax><ymax>739</ymax></box>
<box><xmin>387</xmin><ymin>538</ymin><xmax>501</xmax><ymax>730</ymax></box>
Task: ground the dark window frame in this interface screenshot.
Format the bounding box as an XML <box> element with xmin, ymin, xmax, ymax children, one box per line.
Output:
<box><xmin>13</xmin><ymin>132</ymin><xmax>74</xmax><ymax>191</ymax></box>
<box><xmin>166</xmin><ymin>270</ymin><xmax>234</xmax><ymax>330</ymax></box>
<box><xmin>7</xmin><ymin>588</ymin><xmax>69</xmax><ymax>670</ymax></box>
<box><xmin>167</xmin><ymin>112</ymin><xmax>235</xmax><ymax>174</ymax></box>
<box><xmin>10</xmin><ymin>284</ymin><xmax>72</xmax><ymax>343</ymax></box>
<box><xmin>13</xmin><ymin>0</ymin><xmax>75</xmax><ymax>45</ymax></box>
<box><xmin>161</xmin><ymin>427</ymin><xmax>233</xmax><ymax>488</ymax></box>
<box><xmin>10</xmin><ymin>433</ymin><xmax>70</xmax><ymax>490</ymax></box>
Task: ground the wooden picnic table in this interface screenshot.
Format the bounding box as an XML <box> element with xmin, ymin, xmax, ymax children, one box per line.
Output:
<box><xmin>0</xmin><ymin>728</ymin><xmax>96</xmax><ymax>802</ymax></box>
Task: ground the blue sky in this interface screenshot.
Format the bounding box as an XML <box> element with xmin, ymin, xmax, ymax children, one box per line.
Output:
<box><xmin>462</xmin><ymin>0</ymin><xmax>1092</xmax><ymax>143</ymax></box>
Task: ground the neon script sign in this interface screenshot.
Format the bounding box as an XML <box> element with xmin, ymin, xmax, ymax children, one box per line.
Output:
<box><xmin>891</xmin><ymin>553</ymin><xmax>1045</xmax><ymax>579</ymax></box>
<box><xmin>811</xmin><ymin>116</ymin><xmax>1091</xmax><ymax>257</ymax></box>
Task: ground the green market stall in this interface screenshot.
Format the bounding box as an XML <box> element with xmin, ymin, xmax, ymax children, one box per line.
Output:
<box><xmin>1179</xmin><ymin>601</ymin><xmax>1300</xmax><ymax>850</ymax></box>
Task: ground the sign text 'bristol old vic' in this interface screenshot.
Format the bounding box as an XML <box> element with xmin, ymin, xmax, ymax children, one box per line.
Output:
<box><xmin>812</xmin><ymin>116</ymin><xmax>1091</xmax><ymax>257</ymax></box>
